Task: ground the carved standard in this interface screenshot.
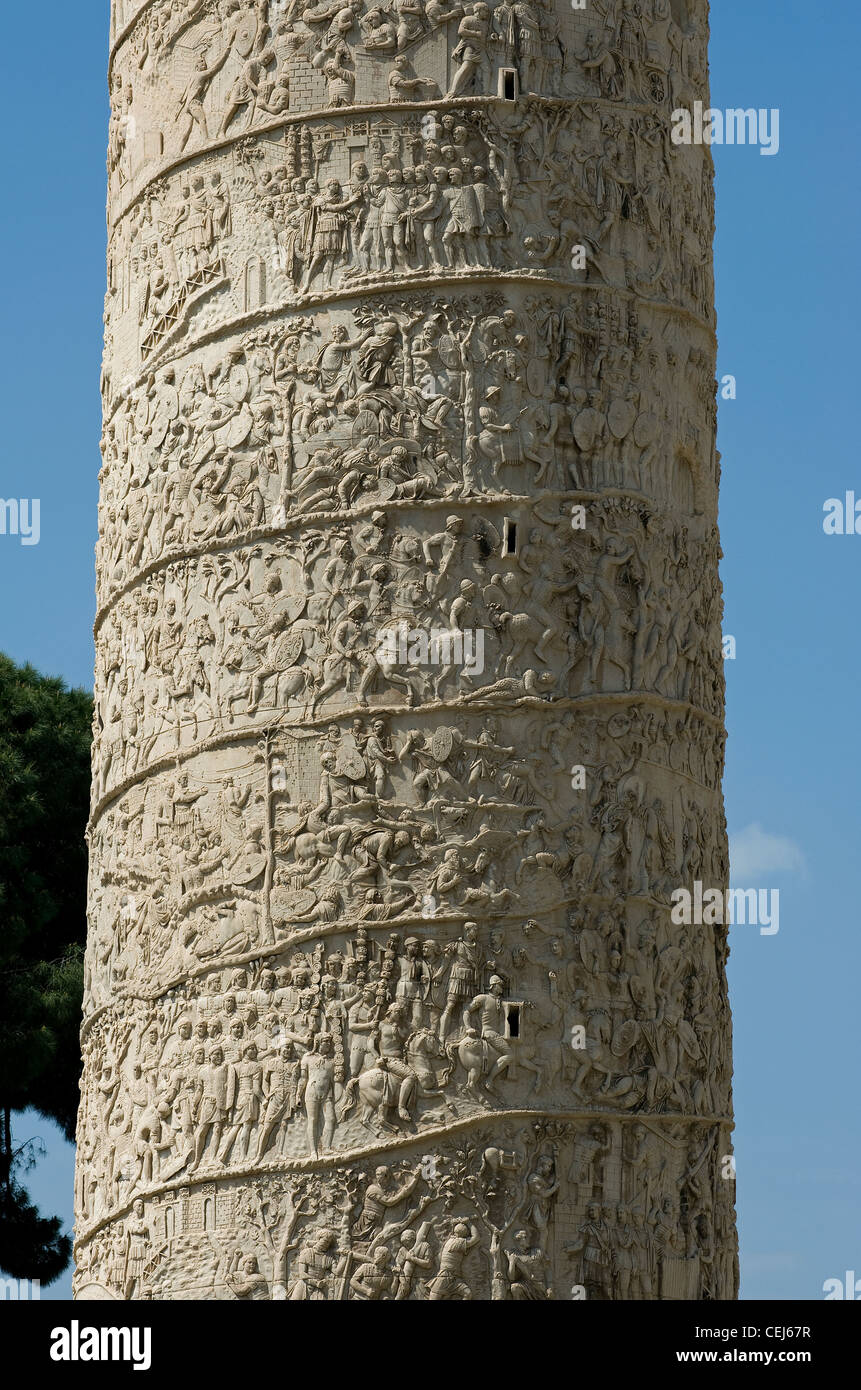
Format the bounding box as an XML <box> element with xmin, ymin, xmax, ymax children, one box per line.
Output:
<box><xmin>76</xmin><ymin>0</ymin><xmax>737</xmax><ymax>1301</ymax></box>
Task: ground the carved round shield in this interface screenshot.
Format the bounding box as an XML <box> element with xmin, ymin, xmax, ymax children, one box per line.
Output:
<box><xmin>351</xmin><ymin>409</ymin><xmax>380</xmax><ymax>447</ymax></box>
<box><xmin>608</xmin><ymin>398</ymin><xmax>637</xmax><ymax>440</ymax></box>
<box><xmin>526</xmin><ymin>357</ymin><xmax>546</xmax><ymax>397</ymax></box>
<box><xmin>431</xmin><ymin>726</ymin><xmax>455</xmax><ymax>762</ymax></box>
<box><xmin>373</xmin><ymin>476</ymin><xmax>398</xmax><ymax>501</ymax></box>
<box><xmin>618</xmin><ymin>773</ymin><xmax>645</xmax><ymax>804</ymax></box>
<box><xmin>231</xmin><ymin>850</ymin><xmax>266</xmax><ymax>886</ymax></box>
<box><xmin>273</xmin><ymin>631</ymin><xmax>304</xmax><ymax>669</ymax></box>
<box><xmin>572</xmin><ymin>406</ymin><xmax>603</xmax><ymax>452</ymax></box>
<box><xmin>607</xmin><ymin>713</ymin><xmax>630</xmax><ymax>738</ymax></box>
<box><xmin>234</xmin><ymin>14</ymin><xmax>259</xmax><ymax>57</ymax></box>
<box><xmin>633</xmin><ymin>410</ymin><xmax>659</xmax><ymax>448</ymax></box>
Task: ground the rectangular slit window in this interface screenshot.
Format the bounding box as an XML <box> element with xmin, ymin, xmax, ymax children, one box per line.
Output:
<box><xmin>502</xmin><ymin>518</ymin><xmax>518</xmax><ymax>556</ymax></box>
<box><xmin>500</xmin><ymin>69</ymin><xmax>517</xmax><ymax>101</ymax></box>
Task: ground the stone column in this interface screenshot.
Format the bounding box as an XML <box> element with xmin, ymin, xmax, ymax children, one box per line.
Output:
<box><xmin>76</xmin><ymin>0</ymin><xmax>737</xmax><ymax>1301</ymax></box>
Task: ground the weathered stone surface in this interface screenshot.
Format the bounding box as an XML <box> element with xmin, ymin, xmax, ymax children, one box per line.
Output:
<box><xmin>75</xmin><ymin>0</ymin><xmax>737</xmax><ymax>1300</ymax></box>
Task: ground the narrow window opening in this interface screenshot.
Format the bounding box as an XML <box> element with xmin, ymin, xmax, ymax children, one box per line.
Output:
<box><xmin>500</xmin><ymin>69</ymin><xmax>517</xmax><ymax>101</ymax></box>
<box><xmin>502</xmin><ymin>517</ymin><xmax>518</xmax><ymax>556</ymax></box>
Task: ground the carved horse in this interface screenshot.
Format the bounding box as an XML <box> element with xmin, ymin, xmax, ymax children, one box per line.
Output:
<box><xmin>337</xmin><ymin>1060</ymin><xmax>413</xmax><ymax>1132</ymax></box>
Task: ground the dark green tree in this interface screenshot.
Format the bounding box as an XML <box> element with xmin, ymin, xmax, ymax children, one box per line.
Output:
<box><xmin>0</xmin><ymin>653</ymin><xmax>91</xmax><ymax>1284</ymax></box>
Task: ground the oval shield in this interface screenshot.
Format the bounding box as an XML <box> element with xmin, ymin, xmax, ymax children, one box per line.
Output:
<box><xmin>152</xmin><ymin>384</ymin><xmax>179</xmax><ymax>442</ymax></box>
<box><xmin>572</xmin><ymin>406</ymin><xmax>602</xmax><ymax>452</ymax></box>
<box><xmin>526</xmin><ymin>357</ymin><xmax>546</xmax><ymax>397</ymax></box>
<box><xmin>234</xmin><ymin>14</ymin><xmax>260</xmax><ymax>58</ymax></box>
<box><xmin>218</xmin><ymin>401</ymin><xmax>254</xmax><ymax>450</ymax></box>
<box><xmin>335</xmin><ymin>745</ymin><xmax>367</xmax><ymax>780</ymax></box>
<box><xmin>134</xmin><ymin>395</ymin><xmax>152</xmax><ymax>435</ymax></box>
<box><xmin>633</xmin><ymin>411</ymin><xmax>659</xmax><ymax>448</ymax></box>
<box><xmin>608</xmin><ymin>398</ymin><xmax>637</xmax><ymax>440</ymax></box>
<box><xmin>231</xmin><ymin>849</ymin><xmax>267</xmax><ymax>886</ymax></box>
<box><xmin>149</xmin><ymin>410</ymin><xmax>173</xmax><ymax>450</ymax></box>
<box><xmin>273</xmin><ymin>631</ymin><xmax>304</xmax><ymax>669</ymax></box>
<box><xmin>431</xmin><ymin>726</ymin><xmax>455</xmax><ymax>762</ymax></box>
<box><xmin>226</xmin><ymin>363</ymin><xmax>250</xmax><ymax>404</ymax></box>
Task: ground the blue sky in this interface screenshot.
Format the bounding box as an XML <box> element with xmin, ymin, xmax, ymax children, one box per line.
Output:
<box><xmin>1</xmin><ymin>1</ymin><xmax>859</xmax><ymax>1300</ymax></box>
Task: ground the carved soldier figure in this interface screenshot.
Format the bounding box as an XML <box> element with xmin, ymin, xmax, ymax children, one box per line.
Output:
<box><xmin>462</xmin><ymin>975</ymin><xmax>515</xmax><ymax>1091</ymax></box>
<box><xmin>568</xmin><ymin>1200</ymin><xmax>614</xmax><ymax>1300</ymax></box>
<box><xmin>439</xmin><ymin>920</ymin><xmax>484</xmax><ymax>1039</ymax></box>
<box><xmin>506</xmin><ymin>1228</ymin><xmax>551</xmax><ymax>1300</ymax></box>
<box><xmin>191</xmin><ymin>1045</ymin><xmax>234</xmax><ymax>1171</ymax></box>
<box><xmin>393</xmin><ymin>1223</ymin><xmax>434</xmax><ymax>1299</ymax></box>
<box><xmin>354</xmin><ymin>1164</ymin><xmax>420</xmax><ymax>1241</ymax></box>
<box><xmin>297</xmin><ymin>1032</ymin><xmax>338</xmax><ymax>1157</ymax></box>
<box><xmin>428</xmin><ymin>1220</ymin><xmax>481</xmax><ymax>1300</ymax></box>
<box><xmin>288</xmin><ymin>1229</ymin><xmax>347</xmax><ymax>1300</ymax></box>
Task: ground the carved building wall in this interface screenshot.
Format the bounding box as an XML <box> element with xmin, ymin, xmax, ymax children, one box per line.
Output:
<box><xmin>75</xmin><ymin>0</ymin><xmax>737</xmax><ymax>1300</ymax></box>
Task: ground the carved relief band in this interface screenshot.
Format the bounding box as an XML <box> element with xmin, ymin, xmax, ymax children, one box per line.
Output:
<box><xmin>75</xmin><ymin>0</ymin><xmax>737</xmax><ymax>1300</ymax></box>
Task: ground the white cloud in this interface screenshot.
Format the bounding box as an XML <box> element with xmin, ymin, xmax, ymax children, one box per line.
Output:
<box><xmin>729</xmin><ymin>823</ymin><xmax>805</xmax><ymax>881</ymax></box>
